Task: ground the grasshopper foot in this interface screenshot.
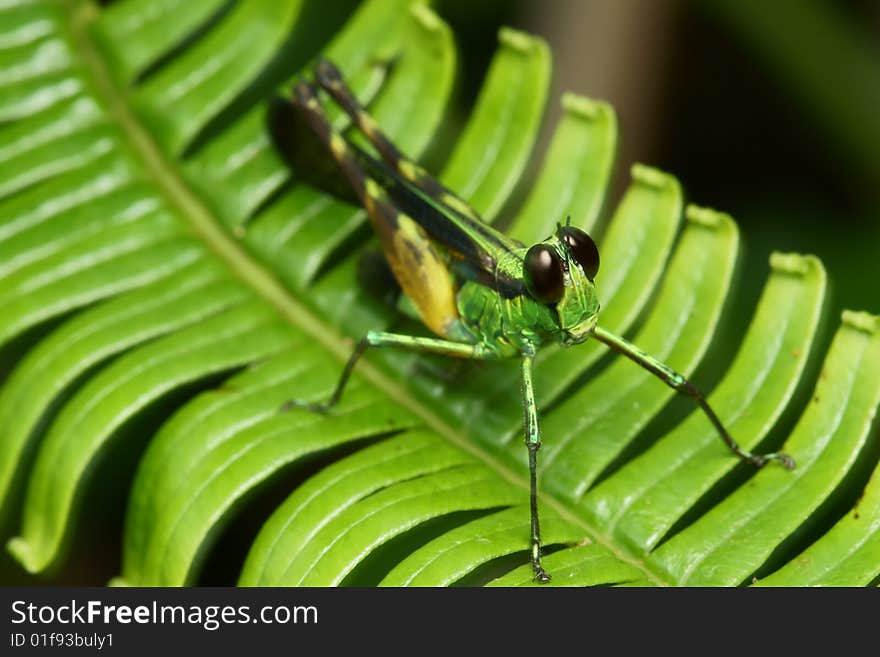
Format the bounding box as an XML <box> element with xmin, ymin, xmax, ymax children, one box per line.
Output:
<box><xmin>745</xmin><ymin>451</ymin><xmax>796</xmax><ymax>470</ymax></box>
<box><xmin>532</xmin><ymin>564</ymin><xmax>552</xmax><ymax>584</ymax></box>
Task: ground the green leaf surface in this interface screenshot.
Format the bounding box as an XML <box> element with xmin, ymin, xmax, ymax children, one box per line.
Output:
<box><xmin>8</xmin><ymin>298</ymin><xmax>295</xmax><ymax>573</ymax></box>
<box><xmin>0</xmin><ymin>257</ymin><xmax>245</xmax><ymax>524</ymax></box>
<box><xmin>487</xmin><ymin>543</ymin><xmax>642</xmax><ymax>587</ymax></box>
<box><xmin>105</xmin><ymin>0</ymin><xmax>307</xmax><ymax>155</ymax></box>
<box><xmin>439</xmin><ymin>27</ymin><xmax>550</xmax><ymax>221</ymax></box>
<box><xmin>507</xmin><ymin>92</ymin><xmax>616</xmax><ymax>242</ymax></box>
<box><xmin>239</xmin><ymin>432</ymin><xmax>470</xmax><ymax>586</ymax></box>
<box><xmin>0</xmin><ymin>3</ymin><xmax>64</xmax><ymax>52</ymax></box>
<box><xmin>1</xmin><ymin>233</ymin><xmax>206</xmax><ymax>350</ymax></box>
<box><xmin>0</xmin><ymin>31</ymin><xmax>75</xmax><ymax>88</ymax></box>
<box><xmin>0</xmin><ymin>121</ymin><xmax>116</xmax><ymax>199</ymax></box>
<box><xmin>279</xmin><ymin>464</ymin><xmax>521</xmax><ymax>586</ymax></box>
<box><xmin>0</xmin><ymin>66</ymin><xmax>86</xmax><ymax>122</ymax></box>
<box><xmin>120</xmin><ymin>349</ymin><xmax>419</xmax><ymax>586</ymax></box>
<box><xmin>0</xmin><ymin>0</ymin><xmax>877</xmax><ymax>588</ymax></box>
<box><xmin>93</xmin><ymin>0</ymin><xmax>228</xmax><ymax>83</ymax></box>
<box><xmin>380</xmin><ymin>505</ymin><xmax>587</xmax><ymax>587</ymax></box>
<box><xmin>756</xmin><ymin>462</ymin><xmax>880</xmax><ymax>586</ymax></box>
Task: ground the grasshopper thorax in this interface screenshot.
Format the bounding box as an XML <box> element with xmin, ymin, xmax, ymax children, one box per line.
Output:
<box><xmin>522</xmin><ymin>223</ymin><xmax>601</xmax><ymax>346</ymax></box>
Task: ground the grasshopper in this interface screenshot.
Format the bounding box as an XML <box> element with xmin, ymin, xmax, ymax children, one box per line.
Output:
<box><xmin>274</xmin><ymin>59</ymin><xmax>794</xmax><ymax>583</ymax></box>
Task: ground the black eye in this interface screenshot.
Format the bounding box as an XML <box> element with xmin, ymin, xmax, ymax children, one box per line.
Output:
<box><xmin>524</xmin><ymin>245</ymin><xmax>564</xmax><ymax>304</ymax></box>
<box><xmin>561</xmin><ymin>226</ymin><xmax>600</xmax><ymax>280</ymax></box>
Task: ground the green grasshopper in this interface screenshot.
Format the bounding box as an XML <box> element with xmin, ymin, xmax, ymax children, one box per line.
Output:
<box><xmin>274</xmin><ymin>59</ymin><xmax>795</xmax><ymax>583</ymax></box>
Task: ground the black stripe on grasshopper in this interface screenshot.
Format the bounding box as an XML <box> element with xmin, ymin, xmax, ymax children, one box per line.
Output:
<box><xmin>312</xmin><ymin>59</ymin><xmax>526</xmax><ymax>266</ymax></box>
<box><xmin>289</xmin><ymin>81</ymin><xmax>462</xmax><ymax>337</ymax></box>
<box><xmin>272</xmin><ymin>77</ymin><xmax>527</xmax><ymax>299</ymax></box>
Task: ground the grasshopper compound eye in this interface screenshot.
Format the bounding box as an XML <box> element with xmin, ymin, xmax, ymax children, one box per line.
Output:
<box><xmin>560</xmin><ymin>226</ymin><xmax>600</xmax><ymax>281</ymax></box>
<box><xmin>524</xmin><ymin>244</ymin><xmax>564</xmax><ymax>304</ymax></box>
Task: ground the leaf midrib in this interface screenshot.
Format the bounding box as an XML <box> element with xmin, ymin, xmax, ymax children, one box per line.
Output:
<box><xmin>68</xmin><ymin>0</ymin><xmax>666</xmax><ymax>586</ymax></box>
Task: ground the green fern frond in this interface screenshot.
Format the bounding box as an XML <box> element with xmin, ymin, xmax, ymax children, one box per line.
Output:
<box><xmin>0</xmin><ymin>0</ymin><xmax>877</xmax><ymax>588</ymax></box>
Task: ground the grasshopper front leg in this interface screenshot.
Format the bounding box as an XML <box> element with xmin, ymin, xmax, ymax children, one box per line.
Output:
<box><xmin>280</xmin><ymin>334</ymin><xmax>555</xmax><ymax>583</ymax></box>
<box><xmin>520</xmin><ymin>347</ymin><xmax>551</xmax><ymax>583</ymax></box>
<box><xmin>591</xmin><ymin>326</ymin><xmax>795</xmax><ymax>469</ymax></box>
<box><xmin>312</xmin><ymin>59</ymin><xmax>484</xmax><ymax>224</ymax></box>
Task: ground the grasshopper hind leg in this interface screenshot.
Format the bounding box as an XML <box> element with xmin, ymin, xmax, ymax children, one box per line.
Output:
<box><xmin>289</xmin><ymin>81</ymin><xmax>462</xmax><ymax>338</ymax></box>
<box><xmin>355</xmin><ymin>250</ymin><xmax>465</xmax><ymax>382</ymax></box>
<box><xmin>312</xmin><ymin>58</ymin><xmax>484</xmax><ymax>224</ymax></box>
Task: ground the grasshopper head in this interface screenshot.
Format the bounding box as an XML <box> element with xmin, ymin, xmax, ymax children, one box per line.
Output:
<box><xmin>522</xmin><ymin>222</ymin><xmax>601</xmax><ymax>345</ymax></box>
